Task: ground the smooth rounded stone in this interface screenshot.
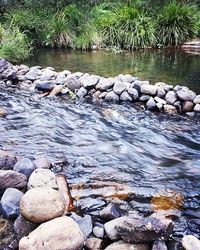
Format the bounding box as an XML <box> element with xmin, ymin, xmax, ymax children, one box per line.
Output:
<box><xmin>139</xmin><ymin>95</ymin><xmax>151</xmax><ymax>102</ymax></box>
<box><xmin>182</xmin><ymin>235</ymin><xmax>200</xmax><ymax>250</ymax></box>
<box><xmin>0</xmin><ymin>107</ymin><xmax>8</xmax><ymax>117</ymax></box>
<box><xmin>173</xmin><ymin>85</ymin><xmax>183</xmax><ymax>92</ymax></box>
<box><xmin>105</xmin><ymin>241</ymin><xmax>150</xmax><ymax>250</ymax></box>
<box><xmin>71</xmin><ymin>213</ymin><xmax>93</xmax><ymax>240</ymax></box>
<box><xmin>127</xmin><ymin>88</ymin><xmax>139</xmax><ymax>101</ymax></box>
<box><xmin>164</xmin><ymin>85</ymin><xmax>174</xmax><ymax>92</ymax></box>
<box><xmin>146</xmin><ymin>97</ymin><xmax>156</xmax><ymax>110</ymax></box>
<box><xmin>164</xmin><ymin>104</ymin><xmax>177</xmax><ymax>114</ymax></box>
<box><xmin>152</xmin><ymin>240</ymin><xmax>167</xmax><ymax>250</ymax></box>
<box><xmin>113</xmin><ymin>81</ymin><xmax>129</xmax><ymax>95</ymax></box>
<box><xmin>0</xmin><ymin>150</ymin><xmax>18</xmax><ymax>170</ymax></box>
<box><xmin>133</xmin><ymin>80</ymin><xmax>149</xmax><ymax>92</ymax></box>
<box><xmin>80</xmin><ymin>74</ymin><xmax>99</xmax><ymax>89</ymax></box>
<box><xmin>141</xmin><ymin>84</ymin><xmax>157</xmax><ymax>96</ymax></box>
<box><xmin>155</xmin><ymin>82</ymin><xmax>167</xmax><ymax>87</ymax></box>
<box><xmin>71</xmin><ymin>72</ymin><xmax>83</xmax><ymax>78</ymax></box>
<box><xmin>120</xmin><ymin>91</ymin><xmax>132</xmax><ymax>102</ymax></box>
<box><xmin>0</xmin><ymin>170</ymin><xmax>27</xmax><ymax>191</ymax></box>
<box><xmin>154</xmin><ymin>96</ymin><xmax>166</xmax><ymax>105</ymax></box>
<box><xmin>194</xmin><ymin>103</ymin><xmax>200</xmax><ymax>112</ymax></box>
<box><xmin>194</xmin><ymin>95</ymin><xmax>200</xmax><ymax>104</ymax></box>
<box><xmin>105</xmin><ymin>91</ymin><xmax>120</xmax><ymax>102</ymax></box>
<box><xmin>100</xmin><ymin>203</ymin><xmax>122</xmax><ymax>221</ymax></box>
<box><xmin>99</xmin><ymin>92</ymin><xmax>107</xmax><ymax>99</ymax></box>
<box><xmin>85</xmin><ymin>237</ymin><xmax>104</xmax><ymax>250</ymax></box>
<box><xmin>13</xmin><ymin>158</ymin><xmax>36</xmax><ymax>178</ymax></box>
<box><xmin>40</xmin><ymin>69</ymin><xmax>56</xmax><ymax>81</ymax></box>
<box><xmin>20</xmin><ymin>187</ymin><xmax>65</xmax><ymax>223</ymax></box>
<box><xmin>65</xmin><ymin>76</ymin><xmax>81</xmax><ymax>90</ymax></box>
<box><xmin>165</xmin><ymin>91</ymin><xmax>177</xmax><ymax>105</ymax></box>
<box><xmin>35</xmin><ymin>80</ymin><xmax>55</xmax><ymax>91</ymax></box>
<box><xmin>156</xmin><ymin>87</ymin><xmax>166</xmax><ymax>98</ymax></box>
<box><xmin>77</xmin><ymin>87</ymin><xmax>87</xmax><ymax>98</ymax></box>
<box><xmin>14</xmin><ymin>215</ymin><xmax>37</xmax><ymax>240</ymax></box>
<box><xmin>33</xmin><ymin>155</ymin><xmax>51</xmax><ymax>169</ymax></box>
<box><xmin>19</xmin><ymin>216</ymin><xmax>84</xmax><ymax>250</ymax></box>
<box><xmin>117</xmin><ymin>74</ymin><xmax>138</xmax><ymax>83</ymax></box>
<box><xmin>61</xmin><ymin>87</ymin><xmax>70</xmax><ymax>95</ymax></box>
<box><xmin>56</xmin><ymin>73</ymin><xmax>67</xmax><ymax>84</ymax></box>
<box><xmin>96</xmin><ymin>78</ymin><xmax>115</xmax><ymax>91</ymax></box>
<box><xmin>25</xmin><ymin>69</ymin><xmax>40</xmax><ymax>81</ymax></box>
<box><xmin>28</xmin><ymin>169</ymin><xmax>58</xmax><ymax>190</ymax></box>
<box><xmin>93</xmin><ymin>226</ymin><xmax>104</xmax><ymax>238</ymax></box>
<box><xmin>177</xmin><ymin>89</ymin><xmax>196</xmax><ymax>101</ymax></box>
<box><xmin>182</xmin><ymin>101</ymin><xmax>194</xmax><ymax>112</ymax></box>
<box><xmin>1</xmin><ymin>188</ymin><xmax>24</xmax><ymax>219</ymax></box>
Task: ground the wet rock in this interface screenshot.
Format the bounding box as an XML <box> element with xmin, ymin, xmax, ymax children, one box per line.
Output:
<box><xmin>19</xmin><ymin>216</ymin><xmax>84</xmax><ymax>250</ymax></box>
<box><xmin>96</xmin><ymin>78</ymin><xmax>115</xmax><ymax>90</ymax></box>
<box><xmin>0</xmin><ymin>150</ymin><xmax>18</xmax><ymax>170</ymax></box>
<box><xmin>154</xmin><ymin>97</ymin><xmax>166</xmax><ymax>105</ymax></box>
<box><xmin>194</xmin><ymin>104</ymin><xmax>200</xmax><ymax>112</ymax></box>
<box><xmin>65</xmin><ymin>76</ymin><xmax>81</xmax><ymax>90</ymax></box>
<box><xmin>120</xmin><ymin>91</ymin><xmax>132</xmax><ymax>102</ymax></box>
<box><xmin>80</xmin><ymin>74</ymin><xmax>99</xmax><ymax>89</ymax></box>
<box><xmin>139</xmin><ymin>95</ymin><xmax>151</xmax><ymax>102</ymax></box>
<box><xmin>93</xmin><ymin>226</ymin><xmax>104</xmax><ymax>238</ymax></box>
<box><xmin>127</xmin><ymin>88</ymin><xmax>139</xmax><ymax>101</ymax></box>
<box><xmin>71</xmin><ymin>213</ymin><xmax>93</xmax><ymax>240</ymax></box>
<box><xmin>0</xmin><ymin>107</ymin><xmax>8</xmax><ymax>117</ymax></box>
<box><xmin>182</xmin><ymin>235</ymin><xmax>200</xmax><ymax>250</ymax></box>
<box><xmin>14</xmin><ymin>215</ymin><xmax>37</xmax><ymax>240</ymax></box>
<box><xmin>152</xmin><ymin>240</ymin><xmax>167</xmax><ymax>250</ymax></box>
<box><xmin>28</xmin><ymin>169</ymin><xmax>58</xmax><ymax>190</ymax></box>
<box><xmin>156</xmin><ymin>87</ymin><xmax>166</xmax><ymax>98</ymax></box>
<box><xmin>85</xmin><ymin>237</ymin><xmax>104</xmax><ymax>250</ymax></box>
<box><xmin>163</xmin><ymin>105</ymin><xmax>177</xmax><ymax>114</ymax></box>
<box><xmin>100</xmin><ymin>203</ymin><xmax>122</xmax><ymax>221</ymax></box>
<box><xmin>113</xmin><ymin>81</ymin><xmax>129</xmax><ymax>95</ymax></box>
<box><xmin>165</xmin><ymin>91</ymin><xmax>177</xmax><ymax>105</ymax></box>
<box><xmin>105</xmin><ymin>91</ymin><xmax>119</xmax><ymax>102</ymax></box>
<box><xmin>77</xmin><ymin>87</ymin><xmax>87</xmax><ymax>98</ymax></box>
<box><xmin>141</xmin><ymin>85</ymin><xmax>157</xmax><ymax>96</ymax></box>
<box><xmin>33</xmin><ymin>155</ymin><xmax>51</xmax><ymax>169</ymax></box>
<box><xmin>0</xmin><ymin>217</ymin><xmax>17</xmax><ymax>250</ymax></box>
<box><xmin>35</xmin><ymin>80</ymin><xmax>55</xmax><ymax>91</ymax></box>
<box><xmin>194</xmin><ymin>95</ymin><xmax>200</xmax><ymax>104</ymax></box>
<box><xmin>105</xmin><ymin>241</ymin><xmax>150</xmax><ymax>250</ymax></box>
<box><xmin>1</xmin><ymin>188</ymin><xmax>24</xmax><ymax>219</ymax></box>
<box><xmin>13</xmin><ymin>158</ymin><xmax>36</xmax><ymax>178</ymax></box>
<box><xmin>182</xmin><ymin>101</ymin><xmax>194</xmax><ymax>112</ymax></box>
<box><xmin>20</xmin><ymin>187</ymin><xmax>65</xmax><ymax>223</ymax></box>
<box><xmin>0</xmin><ymin>170</ymin><xmax>27</xmax><ymax>191</ymax></box>
<box><xmin>146</xmin><ymin>97</ymin><xmax>156</xmax><ymax>110</ymax></box>
<box><xmin>177</xmin><ymin>89</ymin><xmax>196</xmax><ymax>101</ymax></box>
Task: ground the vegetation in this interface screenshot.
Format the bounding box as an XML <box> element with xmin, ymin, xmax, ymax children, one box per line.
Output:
<box><xmin>0</xmin><ymin>0</ymin><xmax>200</xmax><ymax>62</ymax></box>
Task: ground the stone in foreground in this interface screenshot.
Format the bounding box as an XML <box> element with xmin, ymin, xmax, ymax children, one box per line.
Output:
<box><xmin>19</xmin><ymin>216</ymin><xmax>84</xmax><ymax>250</ymax></box>
<box><xmin>182</xmin><ymin>235</ymin><xmax>200</xmax><ymax>250</ymax></box>
<box><xmin>0</xmin><ymin>150</ymin><xmax>18</xmax><ymax>170</ymax></box>
<box><xmin>20</xmin><ymin>187</ymin><xmax>65</xmax><ymax>223</ymax></box>
<box><xmin>85</xmin><ymin>237</ymin><xmax>104</xmax><ymax>250</ymax></box>
<box><xmin>14</xmin><ymin>215</ymin><xmax>37</xmax><ymax>240</ymax></box>
<box><xmin>0</xmin><ymin>170</ymin><xmax>27</xmax><ymax>191</ymax></box>
<box><xmin>104</xmin><ymin>240</ymin><xmax>150</xmax><ymax>250</ymax></box>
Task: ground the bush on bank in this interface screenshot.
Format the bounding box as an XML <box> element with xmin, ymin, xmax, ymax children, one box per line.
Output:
<box><xmin>0</xmin><ymin>0</ymin><xmax>200</xmax><ymax>62</ymax></box>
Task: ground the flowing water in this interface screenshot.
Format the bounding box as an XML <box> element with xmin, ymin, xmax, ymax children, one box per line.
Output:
<box><xmin>1</xmin><ymin>49</ymin><xmax>200</xmax><ymax>238</ymax></box>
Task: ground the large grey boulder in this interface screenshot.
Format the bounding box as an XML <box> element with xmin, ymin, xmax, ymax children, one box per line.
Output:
<box><xmin>65</xmin><ymin>76</ymin><xmax>81</xmax><ymax>90</ymax></box>
<box><xmin>156</xmin><ymin>87</ymin><xmax>166</xmax><ymax>98</ymax></box>
<box><xmin>146</xmin><ymin>97</ymin><xmax>156</xmax><ymax>110</ymax></box>
<box><xmin>165</xmin><ymin>91</ymin><xmax>177</xmax><ymax>105</ymax></box>
<box><xmin>141</xmin><ymin>85</ymin><xmax>157</xmax><ymax>96</ymax></box>
<box><xmin>194</xmin><ymin>95</ymin><xmax>200</xmax><ymax>104</ymax></box>
<box><xmin>105</xmin><ymin>91</ymin><xmax>119</xmax><ymax>102</ymax></box>
<box><xmin>117</xmin><ymin>74</ymin><xmax>138</xmax><ymax>83</ymax></box>
<box><xmin>13</xmin><ymin>158</ymin><xmax>36</xmax><ymax>178</ymax></box>
<box><xmin>85</xmin><ymin>237</ymin><xmax>104</xmax><ymax>250</ymax></box>
<box><xmin>127</xmin><ymin>88</ymin><xmax>139</xmax><ymax>101</ymax></box>
<box><xmin>152</xmin><ymin>240</ymin><xmax>167</xmax><ymax>250</ymax></box>
<box><xmin>0</xmin><ymin>170</ymin><xmax>27</xmax><ymax>191</ymax></box>
<box><xmin>96</xmin><ymin>78</ymin><xmax>115</xmax><ymax>91</ymax></box>
<box><xmin>19</xmin><ymin>217</ymin><xmax>84</xmax><ymax>250</ymax></box>
<box><xmin>120</xmin><ymin>91</ymin><xmax>132</xmax><ymax>102</ymax></box>
<box><xmin>163</xmin><ymin>105</ymin><xmax>177</xmax><ymax>114</ymax></box>
<box><xmin>20</xmin><ymin>187</ymin><xmax>65</xmax><ymax>223</ymax></box>
<box><xmin>177</xmin><ymin>89</ymin><xmax>196</xmax><ymax>101</ymax></box>
<box><xmin>25</xmin><ymin>69</ymin><xmax>41</xmax><ymax>81</ymax></box>
<box><xmin>35</xmin><ymin>80</ymin><xmax>55</xmax><ymax>91</ymax></box>
<box><xmin>40</xmin><ymin>69</ymin><xmax>56</xmax><ymax>81</ymax></box>
<box><xmin>182</xmin><ymin>235</ymin><xmax>200</xmax><ymax>250</ymax></box>
<box><xmin>113</xmin><ymin>81</ymin><xmax>129</xmax><ymax>95</ymax></box>
<box><xmin>80</xmin><ymin>74</ymin><xmax>99</xmax><ymax>89</ymax></box>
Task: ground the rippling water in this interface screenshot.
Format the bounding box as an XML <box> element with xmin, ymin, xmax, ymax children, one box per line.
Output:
<box><xmin>1</xmin><ymin>84</ymin><xmax>200</xmax><ymax>238</ymax></box>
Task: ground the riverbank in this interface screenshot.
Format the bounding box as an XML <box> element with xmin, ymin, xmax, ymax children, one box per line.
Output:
<box><xmin>0</xmin><ymin>59</ymin><xmax>200</xmax><ymax>116</ymax></box>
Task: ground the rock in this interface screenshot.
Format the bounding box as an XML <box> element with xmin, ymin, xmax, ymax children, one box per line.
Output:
<box><xmin>85</xmin><ymin>237</ymin><xmax>104</xmax><ymax>250</ymax></box>
<box><xmin>80</xmin><ymin>74</ymin><xmax>99</xmax><ymax>89</ymax></box>
<box><xmin>146</xmin><ymin>97</ymin><xmax>156</xmax><ymax>110</ymax></box>
<box><xmin>19</xmin><ymin>216</ymin><xmax>84</xmax><ymax>250</ymax></box>
<box><xmin>0</xmin><ymin>170</ymin><xmax>27</xmax><ymax>191</ymax></box>
<box><xmin>156</xmin><ymin>103</ymin><xmax>163</xmax><ymax>111</ymax></box>
<box><xmin>40</xmin><ymin>69</ymin><xmax>55</xmax><ymax>81</ymax></box>
<box><xmin>182</xmin><ymin>101</ymin><xmax>194</xmax><ymax>112</ymax></box>
<box><xmin>156</xmin><ymin>87</ymin><xmax>166</xmax><ymax>98</ymax></box>
<box><xmin>194</xmin><ymin>95</ymin><xmax>200</xmax><ymax>104</ymax></box>
<box><xmin>0</xmin><ymin>150</ymin><xmax>18</xmax><ymax>170</ymax></box>
<box><xmin>25</xmin><ymin>69</ymin><xmax>40</xmax><ymax>81</ymax></box>
<box><xmin>93</xmin><ymin>226</ymin><xmax>104</xmax><ymax>239</ymax></box>
<box><xmin>13</xmin><ymin>158</ymin><xmax>36</xmax><ymax>178</ymax></box>
<box><xmin>77</xmin><ymin>87</ymin><xmax>87</xmax><ymax>98</ymax></box>
<box><xmin>139</xmin><ymin>95</ymin><xmax>151</xmax><ymax>102</ymax></box>
<box><xmin>194</xmin><ymin>104</ymin><xmax>200</xmax><ymax>112</ymax></box>
<box><xmin>168</xmin><ymin>240</ymin><xmax>182</xmax><ymax>250</ymax></box>
<box><xmin>0</xmin><ymin>217</ymin><xmax>17</xmax><ymax>250</ymax></box>
<box><xmin>48</xmin><ymin>84</ymin><xmax>63</xmax><ymax>96</ymax></box>
<box><xmin>96</xmin><ymin>78</ymin><xmax>115</xmax><ymax>91</ymax></box>
<box><xmin>100</xmin><ymin>203</ymin><xmax>122</xmax><ymax>221</ymax></box>
<box><xmin>133</xmin><ymin>80</ymin><xmax>149</xmax><ymax>92</ymax></box>
<box><xmin>113</xmin><ymin>81</ymin><xmax>129</xmax><ymax>95</ymax></box>
<box><xmin>127</xmin><ymin>88</ymin><xmax>139</xmax><ymax>101</ymax></box>
<box><xmin>28</xmin><ymin>169</ymin><xmax>58</xmax><ymax>190</ymax></box>
<box><xmin>155</xmin><ymin>82</ymin><xmax>167</xmax><ymax>88</ymax></box>
<box><xmin>1</xmin><ymin>188</ymin><xmax>24</xmax><ymax>219</ymax></box>
<box><xmin>120</xmin><ymin>91</ymin><xmax>132</xmax><ymax>102</ymax></box>
<box><xmin>105</xmin><ymin>91</ymin><xmax>119</xmax><ymax>102</ymax></box>
<box><xmin>104</xmin><ymin>241</ymin><xmax>150</xmax><ymax>250</ymax></box>
<box><xmin>33</xmin><ymin>155</ymin><xmax>51</xmax><ymax>169</ymax></box>
<box><xmin>163</xmin><ymin>105</ymin><xmax>177</xmax><ymax>114</ymax></box>
<box><xmin>65</xmin><ymin>76</ymin><xmax>81</xmax><ymax>91</ymax></box>
<box><xmin>177</xmin><ymin>89</ymin><xmax>196</xmax><ymax>101</ymax></box>
<box><xmin>152</xmin><ymin>240</ymin><xmax>167</xmax><ymax>250</ymax></box>
<box><xmin>174</xmin><ymin>101</ymin><xmax>181</xmax><ymax>112</ymax></box>
<box><xmin>165</xmin><ymin>91</ymin><xmax>177</xmax><ymax>105</ymax></box>
<box><xmin>182</xmin><ymin>235</ymin><xmax>200</xmax><ymax>250</ymax></box>
<box><xmin>99</xmin><ymin>92</ymin><xmax>107</xmax><ymax>99</ymax></box>
<box><xmin>154</xmin><ymin>97</ymin><xmax>166</xmax><ymax>105</ymax></box>
<box><xmin>141</xmin><ymin>85</ymin><xmax>157</xmax><ymax>96</ymax></box>
<box><xmin>71</xmin><ymin>213</ymin><xmax>93</xmax><ymax>240</ymax></box>
<box><xmin>14</xmin><ymin>215</ymin><xmax>37</xmax><ymax>240</ymax></box>
<box><xmin>35</xmin><ymin>80</ymin><xmax>55</xmax><ymax>91</ymax></box>
<box><xmin>55</xmin><ymin>72</ymin><xmax>67</xmax><ymax>84</ymax></box>
<box><xmin>0</xmin><ymin>107</ymin><xmax>7</xmax><ymax>117</ymax></box>
<box><xmin>164</xmin><ymin>85</ymin><xmax>173</xmax><ymax>92</ymax></box>
<box><xmin>117</xmin><ymin>74</ymin><xmax>138</xmax><ymax>83</ymax></box>
<box><xmin>20</xmin><ymin>187</ymin><xmax>65</xmax><ymax>223</ymax></box>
